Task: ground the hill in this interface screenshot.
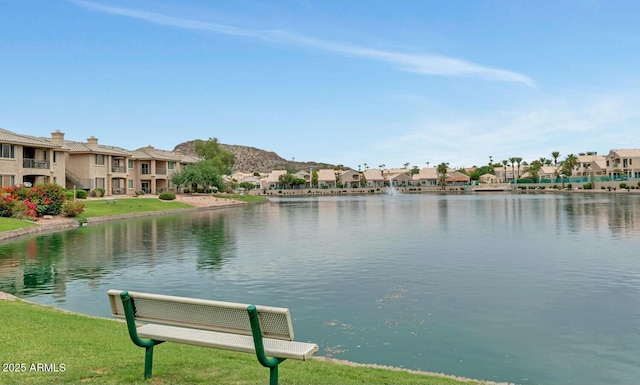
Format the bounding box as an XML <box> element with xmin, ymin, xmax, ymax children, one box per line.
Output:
<box><xmin>173</xmin><ymin>140</ymin><xmax>336</xmax><ymax>173</ymax></box>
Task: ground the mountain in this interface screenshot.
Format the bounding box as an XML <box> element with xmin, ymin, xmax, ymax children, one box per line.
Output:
<box><xmin>173</xmin><ymin>140</ymin><xmax>337</xmax><ymax>173</ymax></box>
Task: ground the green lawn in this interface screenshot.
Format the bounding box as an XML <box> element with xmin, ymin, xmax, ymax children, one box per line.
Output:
<box><xmin>0</xmin><ymin>217</ymin><xmax>35</xmax><ymax>232</ymax></box>
<box><xmin>78</xmin><ymin>198</ymin><xmax>194</xmax><ymax>218</ymax></box>
<box><xmin>0</xmin><ymin>299</ymin><xmax>484</xmax><ymax>385</ymax></box>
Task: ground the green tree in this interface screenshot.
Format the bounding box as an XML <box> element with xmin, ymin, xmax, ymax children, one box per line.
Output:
<box><xmin>278</xmin><ymin>173</ymin><xmax>306</xmax><ymax>189</ymax></box>
<box><xmin>410</xmin><ymin>166</ymin><xmax>420</xmax><ymax>176</ymax></box>
<box><xmin>436</xmin><ymin>162</ymin><xmax>449</xmax><ymax>190</ymax></box>
<box><xmin>551</xmin><ymin>151</ymin><xmax>560</xmax><ymax>166</ymax></box>
<box><xmin>239</xmin><ymin>182</ymin><xmax>256</xmax><ymax>191</ymax></box>
<box><xmin>194</xmin><ymin>137</ymin><xmax>236</xmax><ymax>175</ymax></box>
<box><xmin>171</xmin><ymin>162</ymin><xmax>225</xmax><ymax>192</ymax></box>
<box><xmin>528</xmin><ymin>160</ymin><xmax>542</xmax><ymax>182</ymax></box>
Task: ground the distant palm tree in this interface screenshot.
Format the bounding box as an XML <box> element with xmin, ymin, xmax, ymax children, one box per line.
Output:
<box><xmin>501</xmin><ymin>160</ymin><xmax>508</xmax><ymax>181</ymax></box>
<box><xmin>509</xmin><ymin>157</ymin><xmax>517</xmax><ymax>182</ymax></box>
<box><xmin>515</xmin><ymin>157</ymin><xmax>523</xmax><ymax>180</ymax></box>
<box><xmin>551</xmin><ymin>151</ymin><xmax>560</xmax><ymax>166</ymax></box>
<box><xmin>436</xmin><ymin>162</ymin><xmax>449</xmax><ymax>190</ymax></box>
<box><xmin>403</xmin><ymin>162</ymin><xmax>410</xmax><ymax>169</ymax></box>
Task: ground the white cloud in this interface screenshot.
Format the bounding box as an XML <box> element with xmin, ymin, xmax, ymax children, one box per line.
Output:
<box><xmin>69</xmin><ymin>0</ymin><xmax>534</xmax><ymax>87</ymax></box>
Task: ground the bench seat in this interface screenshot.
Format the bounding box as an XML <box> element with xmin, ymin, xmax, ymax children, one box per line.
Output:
<box><xmin>138</xmin><ymin>324</ymin><xmax>317</xmax><ymax>360</ymax></box>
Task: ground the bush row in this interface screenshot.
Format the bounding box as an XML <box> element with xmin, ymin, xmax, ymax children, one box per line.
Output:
<box><xmin>0</xmin><ymin>184</ymin><xmax>84</xmax><ymax>219</ymax></box>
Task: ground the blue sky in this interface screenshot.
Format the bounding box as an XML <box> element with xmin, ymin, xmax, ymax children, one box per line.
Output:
<box><xmin>2</xmin><ymin>0</ymin><xmax>640</xmax><ymax>170</ymax></box>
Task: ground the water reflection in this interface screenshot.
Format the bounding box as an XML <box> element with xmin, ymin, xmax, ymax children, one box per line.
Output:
<box><xmin>2</xmin><ymin>194</ymin><xmax>640</xmax><ymax>385</ymax></box>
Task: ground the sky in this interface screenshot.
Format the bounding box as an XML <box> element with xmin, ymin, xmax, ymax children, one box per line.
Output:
<box><xmin>2</xmin><ymin>0</ymin><xmax>640</xmax><ymax>170</ymax></box>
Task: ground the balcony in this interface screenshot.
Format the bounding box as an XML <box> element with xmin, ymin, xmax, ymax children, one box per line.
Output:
<box><xmin>23</xmin><ymin>159</ymin><xmax>49</xmax><ymax>169</ymax></box>
<box><xmin>111</xmin><ymin>165</ymin><xmax>126</xmax><ymax>173</ymax></box>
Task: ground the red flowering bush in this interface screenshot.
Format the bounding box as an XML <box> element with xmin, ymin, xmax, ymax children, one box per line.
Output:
<box><xmin>62</xmin><ymin>200</ymin><xmax>85</xmax><ymax>217</ymax></box>
<box><xmin>0</xmin><ymin>183</ymin><xmax>67</xmax><ymax>218</ymax></box>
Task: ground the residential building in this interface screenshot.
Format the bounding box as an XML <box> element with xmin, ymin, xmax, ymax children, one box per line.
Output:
<box><xmin>317</xmin><ymin>169</ymin><xmax>337</xmax><ymax>188</ymax></box>
<box><xmin>64</xmin><ymin>135</ymin><xmax>132</xmax><ymax>194</ymax></box>
<box><xmin>606</xmin><ymin>149</ymin><xmax>640</xmax><ymax>179</ymax></box>
<box><xmin>338</xmin><ymin>169</ymin><xmax>360</xmax><ymax>187</ymax></box>
<box><xmin>131</xmin><ymin>145</ymin><xmax>190</xmax><ymax>194</ymax></box>
<box><xmin>362</xmin><ymin>169</ymin><xmax>385</xmax><ymax>188</ymax></box>
<box><xmin>0</xmin><ymin>128</ymin><xmax>66</xmax><ymax>187</ymax></box>
<box><xmin>411</xmin><ymin>168</ymin><xmax>438</xmax><ymax>186</ymax></box>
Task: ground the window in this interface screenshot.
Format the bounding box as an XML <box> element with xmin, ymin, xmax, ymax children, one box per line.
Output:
<box><xmin>0</xmin><ymin>175</ymin><xmax>15</xmax><ymax>187</ymax></box>
<box><xmin>53</xmin><ymin>151</ymin><xmax>57</xmax><ymax>163</ymax></box>
<box><xmin>141</xmin><ymin>163</ymin><xmax>150</xmax><ymax>175</ymax></box>
<box><xmin>128</xmin><ymin>160</ymin><xmax>134</xmax><ymax>169</ymax></box>
<box><xmin>128</xmin><ymin>180</ymin><xmax>134</xmax><ymax>189</ymax></box>
<box><xmin>96</xmin><ymin>154</ymin><xmax>105</xmax><ymax>165</ymax></box>
<box><xmin>168</xmin><ymin>161</ymin><xmax>175</xmax><ymax>170</ymax></box>
<box><xmin>95</xmin><ymin>178</ymin><xmax>105</xmax><ymax>188</ymax></box>
<box><xmin>0</xmin><ymin>143</ymin><xmax>14</xmax><ymax>158</ymax></box>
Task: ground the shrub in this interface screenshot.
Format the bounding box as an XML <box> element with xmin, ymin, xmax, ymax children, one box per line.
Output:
<box><xmin>0</xmin><ymin>192</ymin><xmax>16</xmax><ymax>217</ymax></box>
<box><xmin>583</xmin><ymin>183</ymin><xmax>592</xmax><ymax>190</ymax></box>
<box><xmin>620</xmin><ymin>183</ymin><xmax>628</xmax><ymax>189</ymax></box>
<box><xmin>65</xmin><ymin>190</ymin><xmax>75</xmax><ymax>200</ymax></box>
<box><xmin>12</xmin><ymin>200</ymin><xmax>37</xmax><ymax>219</ymax></box>
<box><xmin>76</xmin><ymin>190</ymin><xmax>88</xmax><ymax>199</ymax></box>
<box><xmin>62</xmin><ymin>200</ymin><xmax>86</xmax><ymax>217</ymax></box>
<box><xmin>96</xmin><ymin>188</ymin><xmax>105</xmax><ymax>197</ymax></box>
<box><xmin>158</xmin><ymin>191</ymin><xmax>176</xmax><ymax>201</ymax></box>
<box><xmin>27</xmin><ymin>183</ymin><xmax>66</xmax><ymax>216</ymax></box>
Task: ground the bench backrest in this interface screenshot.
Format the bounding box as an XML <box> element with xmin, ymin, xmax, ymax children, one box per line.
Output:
<box><xmin>107</xmin><ymin>289</ymin><xmax>295</xmax><ymax>341</ymax></box>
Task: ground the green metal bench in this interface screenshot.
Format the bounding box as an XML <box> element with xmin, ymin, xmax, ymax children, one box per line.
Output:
<box><xmin>104</xmin><ymin>198</ymin><xmax>116</xmax><ymax>204</ymax></box>
<box><xmin>107</xmin><ymin>289</ymin><xmax>318</xmax><ymax>385</ymax></box>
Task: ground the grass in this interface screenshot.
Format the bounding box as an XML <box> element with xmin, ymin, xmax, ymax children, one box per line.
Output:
<box><xmin>0</xmin><ymin>299</ymin><xmax>484</xmax><ymax>385</ymax></box>
<box><xmin>0</xmin><ymin>217</ymin><xmax>35</xmax><ymax>232</ymax></box>
<box><xmin>77</xmin><ymin>198</ymin><xmax>195</xmax><ymax>218</ymax></box>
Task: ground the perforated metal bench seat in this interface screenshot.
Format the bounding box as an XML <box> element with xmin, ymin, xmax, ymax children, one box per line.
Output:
<box><xmin>137</xmin><ymin>324</ymin><xmax>318</xmax><ymax>360</ymax></box>
<box><xmin>107</xmin><ymin>289</ymin><xmax>318</xmax><ymax>385</ymax></box>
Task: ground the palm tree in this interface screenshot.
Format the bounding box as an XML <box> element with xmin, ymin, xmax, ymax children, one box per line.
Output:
<box><xmin>501</xmin><ymin>160</ymin><xmax>508</xmax><ymax>182</ymax></box>
<box><xmin>436</xmin><ymin>162</ymin><xmax>449</xmax><ymax>190</ymax></box>
<box><xmin>509</xmin><ymin>157</ymin><xmax>517</xmax><ymax>182</ymax></box>
<box><xmin>551</xmin><ymin>151</ymin><xmax>560</xmax><ymax>166</ymax></box>
<box><xmin>514</xmin><ymin>157</ymin><xmax>523</xmax><ymax>180</ymax></box>
<box><xmin>403</xmin><ymin>162</ymin><xmax>410</xmax><ymax>169</ymax></box>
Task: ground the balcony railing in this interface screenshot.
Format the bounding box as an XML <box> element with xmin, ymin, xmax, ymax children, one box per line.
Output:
<box><xmin>111</xmin><ymin>165</ymin><xmax>126</xmax><ymax>173</ymax></box>
<box><xmin>156</xmin><ymin>167</ymin><xmax>167</xmax><ymax>175</ymax></box>
<box><xmin>23</xmin><ymin>159</ymin><xmax>49</xmax><ymax>169</ymax></box>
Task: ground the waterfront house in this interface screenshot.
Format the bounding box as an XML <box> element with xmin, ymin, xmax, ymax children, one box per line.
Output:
<box><xmin>0</xmin><ymin>128</ymin><xmax>67</xmax><ymax>188</ymax></box>
<box><xmin>446</xmin><ymin>170</ymin><xmax>471</xmax><ymax>186</ymax></box>
<box><xmin>317</xmin><ymin>169</ymin><xmax>337</xmax><ymax>188</ymax></box>
<box><xmin>338</xmin><ymin>169</ymin><xmax>360</xmax><ymax>188</ymax></box>
<box><xmin>130</xmin><ymin>145</ymin><xmax>194</xmax><ymax>194</ymax></box>
<box><xmin>606</xmin><ymin>149</ymin><xmax>640</xmax><ymax>179</ymax></box>
<box><xmin>575</xmin><ymin>154</ymin><xmax>607</xmax><ymax>177</ymax></box>
<box><xmin>479</xmin><ymin>173</ymin><xmax>501</xmax><ymax>184</ymax></box>
<box><xmin>362</xmin><ymin>168</ymin><xmax>385</xmax><ymax>188</ymax></box>
<box><xmin>387</xmin><ymin>171</ymin><xmax>412</xmax><ymax>187</ymax></box>
<box><xmin>294</xmin><ymin>170</ymin><xmax>312</xmax><ymax>188</ymax></box>
<box><xmin>262</xmin><ymin>170</ymin><xmax>287</xmax><ymax>189</ymax></box>
<box><xmin>411</xmin><ymin>167</ymin><xmax>438</xmax><ymax>186</ymax></box>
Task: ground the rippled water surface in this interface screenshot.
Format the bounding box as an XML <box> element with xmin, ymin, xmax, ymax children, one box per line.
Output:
<box><xmin>2</xmin><ymin>193</ymin><xmax>640</xmax><ymax>385</ymax></box>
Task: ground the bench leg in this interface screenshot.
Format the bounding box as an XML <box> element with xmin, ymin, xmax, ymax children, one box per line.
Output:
<box><xmin>269</xmin><ymin>365</ymin><xmax>278</xmax><ymax>385</ymax></box>
<box><xmin>144</xmin><ymin>345</ymin><xmax>154</xmax><ymax>379</ymax></box>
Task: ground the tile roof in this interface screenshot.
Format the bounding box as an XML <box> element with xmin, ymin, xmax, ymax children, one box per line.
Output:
<box><xmin>65</xmin><ymin>140</ymin><xmax>131</xmax><ymax>156</ymax></box>
<box><xmin>132</xmin><ymin>146</ymin><xmax>181</xmax><ymax>161</ymax></box>
<box><xmin>0</xmin><ymin>128</ymin><xmax>61</xmax><ymax>148</ymax></box>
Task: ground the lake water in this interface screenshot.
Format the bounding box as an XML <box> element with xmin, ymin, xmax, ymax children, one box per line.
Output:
<box><xmin>1</xmin><ymin>193</ymin><xmax>640</xmax><ymax>385</ymax></box>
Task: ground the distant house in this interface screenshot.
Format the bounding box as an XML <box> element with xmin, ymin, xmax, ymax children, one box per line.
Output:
<box><xmin>263</xmin><ymin>170</ymin><xmax>287</xmax><ymax>189</ymax></box>
<box><xmin>387</xmin><ymin>172</ymin><xmax>412</xmax><ymax>187</ymax></box>
<box><xmin>362</xmin><ymin>168</ymin><xmax>385</xmax><ymax>188</ymax></box>
<box><xmin>606</xmin><ymin>149</ymin><xmax>640</xmax><ymax>179</ymax></box>
<box><xmin>338</xmin><ymin>169</ymin><xmax>360</xmax><ymax>188</ymax></box>
<box><xmin>575</xmin><ymin>154</ymin><xmax>607</xmax><ymax>177</ymax></box>
<box><xmin>317</xmin><ymin>169</ymin><xmax>338</xmax><ymax>188</ymax></box>
<box><xmin>479</xmin><ymin>173</ymin><xmax>500</xmax><ymax>184</ymax></box>
<box><xmin>130</xmin><ymin>145</ymin><xmax>192</xmax><ymax>194</ymax></box>
<box><xmin>412</xmin><ymin>167</ymin><xmax>438</xmax><ymax>186</ymax></box>
<box><xmin>446</xmin><ymin>170</ymin><xmax>471</xmax><ymax>186</ymax></box>
<box><xmin>294</xmin><ymin>170</ymin><xmax>312</xmax><ymax>188</ymax></box>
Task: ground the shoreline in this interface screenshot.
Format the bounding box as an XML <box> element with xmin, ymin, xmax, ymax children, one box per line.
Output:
<box><xmin>0</xmin><ymin>194</ymin><xmax>247</xmax><ymax>242</ymax></box>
